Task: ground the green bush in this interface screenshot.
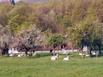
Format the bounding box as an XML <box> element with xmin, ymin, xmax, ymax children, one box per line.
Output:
<box><xmin>48</xmin><ymin>34</ymin><xmax>65</xmax><ymax>47</ymax></box>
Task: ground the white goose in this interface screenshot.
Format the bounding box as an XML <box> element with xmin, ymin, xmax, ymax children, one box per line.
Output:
<box><xmin>51</xmin><ymin>54</ymin><xmax>58</xmax><ymax>61</ymax></box>
<box><xmin>63</xmin><ymin>56</ymin><xmax>69</xmax><ymax>61</ymax></box>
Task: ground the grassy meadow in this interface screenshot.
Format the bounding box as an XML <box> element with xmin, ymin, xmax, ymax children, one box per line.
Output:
<box><xmin>0</xmin><ymin>53</ymin><xmax>103</xmax><ymax>77</ymax></box>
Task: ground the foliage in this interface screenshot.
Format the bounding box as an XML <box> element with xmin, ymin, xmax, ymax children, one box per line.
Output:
<box><xmin>0</xmin><ymin>3</ymin><xmax>12</xmax><ymax>26</ymax></box>
<box><xmin>8</xmin><ymin>3</ymin><xmax>36</xmax><ymax>34</ymax></box>
<box><xmin>0</xmin><ymin>0</ymin><xmax>103</xmax><ymax>48</ymax></box>
<box><xmin>48</xmin><ymin>34</ymin><xmax>65</xmax><ymax>47</ymax></box>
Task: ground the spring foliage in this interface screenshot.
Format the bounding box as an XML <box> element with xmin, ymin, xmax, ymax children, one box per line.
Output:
<box><xmin>0</xmin><ymin>0</ymin><xmax>103</xmax><ymax>47</ymax></box>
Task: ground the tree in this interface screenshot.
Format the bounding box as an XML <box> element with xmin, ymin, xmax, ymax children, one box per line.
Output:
<box><xmin>36</xmin><ymin>11</ymin><xmax>59</xmax><ymax>33</ymax></box>
<box><xmin>0</xmin><ymin>3</ymin><xmax>12</xmax><ymax>26</ymax></box>
<box><xmin>8</xmin><ymin>3</ymin><xmax>36</xmax><ymax>35</ymax></box>
<box><xmin>48</xmin><ymin>34</ymin><xmax>65</xmax><ymax>48</ymax></box>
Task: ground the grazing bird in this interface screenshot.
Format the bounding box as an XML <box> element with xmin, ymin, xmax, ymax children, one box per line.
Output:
<box><xmin>51</xmin><ymin>54</ymin><xmax>58</xmax><ymax>61</ymax></box>
<box><xmin>17</xmin><ymin>54</ymin><xmax>21</xmax><ymax>57</ymax></box>
<box><xmin>79</xmin><ymin>53</ymin><xmax>83</xmax><ymax>56</ymax></box>
<box><xmin>63</xmin><ymin>56</ymin><xmax>69</xmax><ymax>61</ymax></box>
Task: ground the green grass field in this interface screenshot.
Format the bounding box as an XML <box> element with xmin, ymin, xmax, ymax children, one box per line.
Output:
<box><xmin>0</xmin><ymin>53</ymin><xmax>103</xmax><ymax>77</ymax></box>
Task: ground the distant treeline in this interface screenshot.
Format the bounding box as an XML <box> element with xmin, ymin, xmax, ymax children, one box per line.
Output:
<box><xmin>0</xmin><ymin>0</ymin><xmax>103</xmax><ymax>49</ymax></box>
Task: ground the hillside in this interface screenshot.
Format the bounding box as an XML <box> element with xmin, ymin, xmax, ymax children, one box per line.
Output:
<box><xmin>0</xmin><ymin>0</ymin><xmax>103</xmax><ymax>50</ymax></box>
